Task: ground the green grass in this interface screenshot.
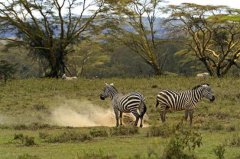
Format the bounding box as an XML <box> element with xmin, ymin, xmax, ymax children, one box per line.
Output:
<box><xmin>0</xmin><ymin>77</ymin><xmax>240</xmax><ymax>159</ymax></box>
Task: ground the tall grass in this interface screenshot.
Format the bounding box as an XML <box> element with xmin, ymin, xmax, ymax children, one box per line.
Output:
<box><xmin>0</xmin><ymin>77</ymin><xmax>239</xmax><ymax>125</ymax></box>
<box><xmin>0</xmin><ymin>77</ymin><xmax>239</xmax><ymax>159</ymax></box>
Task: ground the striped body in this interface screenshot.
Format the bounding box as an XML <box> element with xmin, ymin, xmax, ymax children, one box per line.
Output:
<box><xmin>113</xmin><ymin>92</ymin><xmax>145</xmax><ymax>113</ymax></box>
<box><xmin>100</xmin><ymin>83</ymin><xmax>147</xmax><ymax>127</ymax></box>
<box><xmin>156</xmin><ymin>84</ymin><xmax>215</xmax><ymax>125</ymax></box>
<box><xmin>157</xmin><ymin>89</ymin><xmax>201</xmax><ymax>111</ymax></box>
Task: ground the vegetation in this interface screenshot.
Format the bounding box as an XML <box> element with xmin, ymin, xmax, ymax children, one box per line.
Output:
<box><xmin>167</xmin><ymin>3</ymin><xmax>240</xmax><ymax>77</ymax></box>
<box><xmin>0</xmin><ymin>1</ymin><xmax>238</xmax><ymax>78</ymax></box>
<box><xmin>0</xmin><ymin>0</ymin><xmax>105</xmax><ymax>77</ymax></box>
<box><xmin>0</xmin><ymin>77</ymin><xmax>239</xmax><ymax>159</ymax></box>
<box><xmin>0</xmin><ymin>0</ymin><xmax>239</xmax><ymax>159</ymax></box>
<box><xmin>104</xmin><ymin>0</ymin><xmax>166</xmax><ymax>75</ymax></box>
<box><xmin>0</xmin><ymin>60</ymin><xmax>16</xmax><ymax>83</ymax></box>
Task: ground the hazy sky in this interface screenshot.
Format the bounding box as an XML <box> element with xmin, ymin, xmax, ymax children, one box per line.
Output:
<box><xmin>167</xmin><ymin>0</ymin><xmax>240</xmax><ymax>8</ymax></box>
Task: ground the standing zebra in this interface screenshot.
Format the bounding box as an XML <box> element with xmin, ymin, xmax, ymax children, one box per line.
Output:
<box><xmin>156</xmin><ymin>84</ymin><xmax>215</xmax><ymax>126</ymax></box>
<box><xmin>100</xmin><ymin>83</ymin><xmax>147</xmax><ymax>127</ymax></box>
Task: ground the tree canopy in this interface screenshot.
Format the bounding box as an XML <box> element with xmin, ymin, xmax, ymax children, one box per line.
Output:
<box><xmin>0</xmin><ymin>0</ymin><xmax>105</xmax><ymax>77</ymax></box>
<box><xmin>167</xmin><ymin>3</ymin><xmax>240</xmax><ymax>77</ymax></box>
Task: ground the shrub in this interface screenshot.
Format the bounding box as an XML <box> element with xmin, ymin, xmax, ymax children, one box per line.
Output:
<box><xmin>76</xmin><ymin>150</ymin><xmax>116</xmax><ymax>159</ymax></box>
<box><xmin>213</xmin><ymin>144</ymin><xmax>225</xmax><ymax>159</ymax></box>
<box><xmin>13</xmin><ymin>123</ymin><xmax>55</xmax><ymax>130</ymax></box>
<box><xmin>17</xmin><ymin>154</ymin><xmax>40</xmax><ymax>159</ymax></box>
<box><xmin>162</xmin><ymin>122</ymin><xmax>202</xmax><ymax>159</ymax></box>
<box><xmin>109</xmin><ymin>126</ymin><xmax>138</xmax><ymax>136</ymax></box>
<box><xmin>39</xmin><ymin>132</ymin><xmax>49</xmax><ymax>140</ymax></box>
<box><xmin>146</xmin><ymin>125</ymin><xmax>172</xmax><ymax>138</ymax></box>
<box><xmin>89</xmin><ymin>129</ymin><xmax>108</xmax><ymax>137</ymax></box>
<box><xmin>228</xmin><ymin>134</ymin><xmax>240</xmax><ymax>147</ymax></box>
<box><xmin>45</xmin><ymin>131</ymin><xmax>92</xmax><ymax>143</ymax></box>
<box><xmin>13</xmin><ymin>134</ymin><xmax>36</xmax><ymax>146</ymax></box>
<box><xmin>226</xmin><ymin>125</ymin><xmax>236</xmax><ymax>132</ymax></box>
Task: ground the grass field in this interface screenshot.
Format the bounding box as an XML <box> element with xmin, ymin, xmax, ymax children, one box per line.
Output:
<box><xmin>0</xmin><ymin>77</ymin><xmax>240</xmax><ymax>159</ymax></box>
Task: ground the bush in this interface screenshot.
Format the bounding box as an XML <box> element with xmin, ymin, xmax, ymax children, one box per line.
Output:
<box><xmin>39</xmin><ymin>132</ymin><xmax>49</xmax><ymax>140</ymax></box>
<box><xmin>213</xmin><ymin>144</ymin><xmax>225</xmax><ymax>159</ymax></box>
<box><xmin>13</xmin><ymin>134</ymin><xmax>36</xmax><ymax>146</ymax></box>
<box><xmin>45</xmin><ymin>131</ymin><xmax>92</xmax><ymax>143</ymax></box>
<box><xmin>13</xmin><ymin>123</ymin><xmax>55</xmax><ymax>130</ymax></box>
<box><xmin>89</xmin><ymin>129</ymin><xmax>108</xmax><ymax>137</ymax></box>
<box><xmin>162</xmin><ymin>122</ymin><xmax>202</xmax><ymax>159</ymax></box>
<box><xmin>226</xmin><ymin>125</ymin><xmax>236</xmax><ymax>132</ymax></box>
<box><xmin>109</xmin><ymin>126</ymin><xmax>138</xmax><ymax>136</ymax></box>
<box><xmin>17</xmin><ymin>154</ymin><xmax>40</xmax><ymax>159</ymax></box>
<box><xmin>228</xmin><ymin>134</ymin><xmax>240</xmax><ymax>147</ymax></box>
<box><xmin>0</xmin><ymin>60</ymin><xmax>16</xmax><ymax>83</ymax></box>
<box><xmin>146</xmin><ymin>125</ymin><xmax>172</xmax><ymax>138</ymax></box>
<box><xmin>76</xmin><ymin>150</ymin><xmax>116</xmax><ymax>159</ymax></box>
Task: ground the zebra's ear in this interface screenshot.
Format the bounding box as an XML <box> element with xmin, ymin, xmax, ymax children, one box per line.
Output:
<box><xmin>110</xmin><ymin>83</ymin><xmax>114</xmax><ymax>86</ymax></box>
<box><xmin>202</xmin><ymin>83</ymin><xmax>209</xmax><ymax>87</ymax></box>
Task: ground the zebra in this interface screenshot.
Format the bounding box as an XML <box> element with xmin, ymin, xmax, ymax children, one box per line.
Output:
<box><xmin>100</xmin><ymin>83</ymin><xmax>147</xmax><ymax>127</ymax></box>
<box><xmin>156</xmin><ymin>84</ymin><xmax>215</xmax><ymax>126</ymax></box>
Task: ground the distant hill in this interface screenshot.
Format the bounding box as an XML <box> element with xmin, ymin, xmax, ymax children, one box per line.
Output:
<box><xmin>0</xmin><ymin>17</ymin><xmax>167</xmax><ymax>39</ymax></box>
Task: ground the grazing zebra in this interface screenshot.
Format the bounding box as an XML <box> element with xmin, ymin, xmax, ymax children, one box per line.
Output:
<box><xmin>100</xmin><ymin>83</ymin><xmax>147</xmax><ymax>127</ymax></box>
<box><xmin>156</xmin><ymin>84</ymin><xmax>215</xmax><ymax>126</ymax></box>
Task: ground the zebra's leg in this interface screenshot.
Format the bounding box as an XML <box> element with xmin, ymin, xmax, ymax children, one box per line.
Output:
<box><xmin>139</xmin><ymin>102</ymin><xmax>147</xmax><ymax>128</ymax></box>
<box><xmin>160</xmin><ymin>110</ymin><xmax>166</xmax><ymax>123</ymax></box>
<box><xmin>185</xmin><ymin>110</ymin><xmax>189</xmax><ymax>121</ymax></box>
<box><xmin>114</xmin><ymin>109</ymin><xmax>119</xmax><ymax>127</ymax></box>
<box><xmin>189</xmin><ymin>110</ymin><xmax>194</xmax><ymax>126</ymax></box>
<box><xmin>132</xmin><ymin>111</ymin><xmax>140</xmax><ymax>127</ymax></box>
<box><xmin>120</xmin><ymin>111</ymin><xmax>123</xmax><ymax>126</ymax></box>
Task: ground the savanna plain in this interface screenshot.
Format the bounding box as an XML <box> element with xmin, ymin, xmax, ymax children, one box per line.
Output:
<box><xmin>0</xmin><ymin>77</ymin><xmax>240</xmax><ymax>159</ymax></box>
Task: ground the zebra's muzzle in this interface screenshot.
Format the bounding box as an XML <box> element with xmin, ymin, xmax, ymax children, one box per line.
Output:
<box><xmin>210</xmin><ymin>96</ymin><xmax>215</xmax><ymax>102</ymax></box>
<box><xmin>100</xmin><ymin>95</ymin><xmax>105</xmax><ymax>100</ymax></box>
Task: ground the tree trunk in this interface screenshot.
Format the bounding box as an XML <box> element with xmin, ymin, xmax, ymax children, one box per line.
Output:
<box><xmin>46</xmin><ymin>50</ymin><xmax>65</xmax><ymax>78</ymax></box>
<box><xmin>152</xmin><ymin>62</ymin><xmax>162</xmax><ymax>75</ymax></box>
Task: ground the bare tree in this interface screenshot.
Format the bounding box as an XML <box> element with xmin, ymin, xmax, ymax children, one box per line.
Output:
<box><xmin>0</xmin><ymin>0</ymin><xmax>105</xmax><ymax>77</ymax></box>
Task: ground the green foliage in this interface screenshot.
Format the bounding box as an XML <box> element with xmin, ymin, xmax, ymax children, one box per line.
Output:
<box><xmin>13</xmin><ymin>123</ymin><xmax>55</xmax><ymax>130</ymax></box>
<box><xmin>146</xmin><ymin>125</ymin><xmax>173</xmax><ymax>138</ymax></box>
<box><xmin>13</xmin><ymin>133</ymin><xmax>36</xmax><ymax>146</ymax></box>
<box><xmin>213</xmin><ymin>144</ymin><xmax>226</xmax><ymax>159</ymax></box>
<box><xmin>168</xmin><ymin>3</ymin><xmax>240</xmax><ymax>77</ymax></box>
<box><xmin>17</xmin><ymin>154</ymin><xmax>40</xmax><ymax>159</ymax></box>
<box><xmin>228</xmin><ymin>134</ymin><xmax>240</xmax><ymax>147</ymax></box>
<box><xmin>0</xmin><ymin>0</ymin><xmax>105</xmax><ymax>77</ymax></box>
<box><xmin>109</xmin><ymin>126</ymin><xmax>139</xmax><ymax>136</ymax></box>
<box><xmin>89</xmin><ymin>128</ymin><xmax>109</xmax><ymax>137</ymax></box>
<box><xmin>162</xmin><ymin>122</ymin><xmax>202</xmax><ymax>159</ymax></box>
<box><xmin>76</xmin><ymin>149</ymin><xmax>117</xmax><ymax>159</ymax></box>
<box><xmin>0</xmin><ymin>77</ymin><xmax>239</xmax><ymax>159</ymax></box>
<box><xmin>44</xmin><ymin>131</ymin><xmax>92</xmax><ymax>143</ymax></box>
<box><xmin>0</xmin><ymin>60</ymin><xmax>16</xmax><ymax>82</ymax></box>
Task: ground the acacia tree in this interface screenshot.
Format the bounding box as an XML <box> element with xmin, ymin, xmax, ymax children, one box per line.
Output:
<box><xmin>104</xmin><ymin>0</ymin><xmax>166</xmax><ymax>75</ymax></box>
<box><xmin>168</xmin><ymin>3</ymin><xmax>240</xmax><ymax>77</ymax></box>
<box><xmin>0</xmin><ymin>0</ymin><xmax>105</xmax><ymax>77</ymax></box>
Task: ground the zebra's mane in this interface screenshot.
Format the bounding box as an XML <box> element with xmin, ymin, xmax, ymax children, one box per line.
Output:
<box><xmin>108</xmin><ymin>85</ymin><xmax>118</xmax><ymax>93</ymax></box>
<box><xmin>192</xmin><ymin>83</ymin><xmax>210</xmax><ymax>90</ymax></box>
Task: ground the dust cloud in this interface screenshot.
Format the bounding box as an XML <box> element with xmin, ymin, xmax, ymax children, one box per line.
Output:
<box><xmin>50</xmin><ymin>99</ymin><xmax>149</xmax><ymax>127</ymax></box>
<box><xmin>50</xmin><ymin>100</ymin><xmax>116</xmax><ymax>127</ymax></box>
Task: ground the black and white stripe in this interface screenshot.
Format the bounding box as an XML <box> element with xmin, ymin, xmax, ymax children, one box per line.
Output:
<box><xmin>156</xmin><ymin>84</ymin><xmax>215</xmax><ymax>125</ymax></box>
<box><xmin>100</xmin><ymin>83</ymin><xmax>147</xmax><ymax>127</ymax></box>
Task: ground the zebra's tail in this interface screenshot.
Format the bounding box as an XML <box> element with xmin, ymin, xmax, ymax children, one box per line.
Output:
<box><xmin>140</xmin><ymin>100</ymin><xmax>147</xmax><ymax>118</ymax></box>
<box><xmin>156</xmin><ymin>99</ymin><xmax>159</xmax><ymax>108</ymax></box>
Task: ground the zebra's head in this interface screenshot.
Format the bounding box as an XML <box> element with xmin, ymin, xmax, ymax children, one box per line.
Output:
<box><xmin>197</xmin><ymin>84</ymin><xmax>215</xmax><ymax>102</ymax></box>
<box><xmin>100</xmin><ymin>83</ymin><xmax>118</xmax><ymax>100</ymax></box>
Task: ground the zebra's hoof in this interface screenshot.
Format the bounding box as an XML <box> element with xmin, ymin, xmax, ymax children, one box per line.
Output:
<box><xmin>140</xmin><ymin>125</ymin><xmax>143</xmax><ymax>128</ymax></box>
